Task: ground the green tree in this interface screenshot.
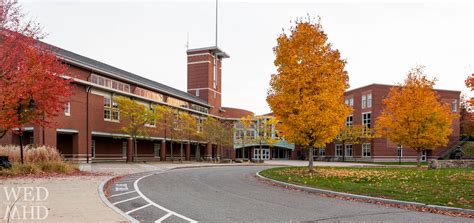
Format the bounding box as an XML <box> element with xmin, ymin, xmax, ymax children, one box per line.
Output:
<box><xmin>202</xmin><ymin>117</ymin><xmax>220</xmax><ymax>161</ymax></box>
<box><xmin>179</xmin><ymin>112</ymin><xmax>198</xmax><ymax>162</ymax></box>
<box><xmin>236</xmin><ymin>115</ymin><xmax>255</xmax><ymax>160</ymax></box>
<box><xmin>155</xmin><ymin>105</ymin><xmax>177</xmax><ymax>161</ymax></box>
<box><xmin>267</xmin><ymin>17</ymin><xmax>351</xmax><ymax>172</ymax></box>
<box><xmin>115</xmin><ymin>96</ymin><xmax>154</xmax><ymax>162</ymax></box>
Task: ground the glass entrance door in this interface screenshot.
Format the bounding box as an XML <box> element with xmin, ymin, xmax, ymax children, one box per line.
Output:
<box><xmin>254</xmin><ymin>148</ymin><xmax>270</xmax><ymax>160</ymax></box>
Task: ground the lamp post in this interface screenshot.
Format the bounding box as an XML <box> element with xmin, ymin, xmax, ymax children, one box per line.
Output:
<box><xmin>17</xmin><ymin>99</ymin><xmax>36</xmax><ymax>164</ymax></box>
<box><xmin>397</xmin><ymin>144</ymin><xmax>403</xmax><ymax>165</ymax></box>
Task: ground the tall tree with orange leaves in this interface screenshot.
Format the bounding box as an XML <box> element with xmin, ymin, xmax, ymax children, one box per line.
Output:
<box><xmin>465</xmin><ymin>74</ymin><xmax>474</xmax><ymax>107</ymax></box>
<box><xmin>267</xmin><ymin>17</ymin><xmax>351</xmax><ymax>172</ymax></box>
<box><xmin>376</xmin><ymin>66</ymin><xmax>456</xmax><ymax>167</ymax></box>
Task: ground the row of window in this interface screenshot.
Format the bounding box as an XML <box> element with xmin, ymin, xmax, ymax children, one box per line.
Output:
<box><xmin>345</xmin><ymin>112</ymin><xmax>371</xmax><ymax>128</ymax></box>
<box><xmin>91</xmin><ymin>74</ymin><xmax>209</xmax><ymax>114</ymax></box>
<box><xmin>344</xmin><ymin>93</ymin><xmax>372</xmax><ymax>109</ymax></box>
<box><xmin>335</xmin><ymin>143</ymin><xmax>371</xmax><ymax>157</ymax></box>
<box><xmin>135</xmin><ymin>87</ymin><xmax>164</xmax><ymax>102</ymax></box>
<box><xmin>91</xmin><ymin>74</ymin><xmax>131</xmax><ymax>93</ymax></box>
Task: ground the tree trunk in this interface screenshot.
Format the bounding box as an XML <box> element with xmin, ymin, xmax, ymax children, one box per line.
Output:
<box><xmin>308</xmin><ymin>146</ymin><xmax>314</xmax><ymax>173</ymax></box>
<box><xmin>416</xmin><ymin>150</ymin><xmax>421</xmax><ymax>167</ymax></box>
<box><xmin>342</xmin><ymin>141</ymin><xmax>345</xmax><ymax>162</ymax></box>
<box><xmin>170</xmin><ymin>140</ymin><xmax>173</xmax><ymax>162</ymax></box>
<box><xmin>134</xmin><ymin>137</ymin><xmax>138</xmax><ymax>163</ymax></box>
<box><xmin>180</xmin><ymin>142</ymin><xmax>183</xmax><ymax>163</ymax></box>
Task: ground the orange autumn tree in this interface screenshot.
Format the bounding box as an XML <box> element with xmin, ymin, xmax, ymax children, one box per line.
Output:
<box><xmin>267</xmin><ymin>17</ymin><xmax>351</xmax><ymax>172</ymax></box>
<box><xmin>376</xmin><ymin>66</ymin><xmax>456</xmax><ymax>167</ymax></box>
<box><xmin>465</xmin><ymin>74</ymin><xmax>474</xmax><ymax>106</ymax></box>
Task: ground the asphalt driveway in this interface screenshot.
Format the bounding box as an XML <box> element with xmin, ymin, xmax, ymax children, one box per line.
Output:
<box><xmin>135</xmin><ymin>166</ymin><xmax>470</xmax><ymax>223</ymax></box>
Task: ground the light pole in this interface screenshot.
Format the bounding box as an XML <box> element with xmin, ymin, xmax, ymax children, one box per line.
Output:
<box><xmin>397</xmin><ymin>144</ymin><xmax>403</xmax><ymax>165</ymax></box>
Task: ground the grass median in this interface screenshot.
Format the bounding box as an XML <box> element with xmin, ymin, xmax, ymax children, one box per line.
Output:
<box><xmin>260</xmin><ymin>166</ymin><xmax>473</xmax><ymax>209</ymax></box>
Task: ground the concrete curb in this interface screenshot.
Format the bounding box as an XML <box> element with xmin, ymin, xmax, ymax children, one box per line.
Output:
<box><xmin>256</xmin><ymin>170</ymin><xmax>474</xmax><ymax>215</ymax></box>
<box><xmin>98</xmin><ymin>176</ymin><xmax>139</xmax><ymax>223</ymax></box>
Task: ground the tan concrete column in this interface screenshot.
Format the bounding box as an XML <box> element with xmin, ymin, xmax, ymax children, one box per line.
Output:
<box><xmin>185</xmin><ymin>143</ymin><xmax>191</xmax><ymax>161</ymax></box>
<box><xmin>206</xmin><ymin>142</ymin><xmax>212</xmax><ymax>161</ymax></box>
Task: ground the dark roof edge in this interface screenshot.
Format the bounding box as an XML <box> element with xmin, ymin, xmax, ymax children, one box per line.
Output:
<box><xmin>48</xmin><ymin>44</ymin><xmax>210</xmax><ymax>107</ymax></box>
<box><xmin>346</xmin><ymin>83</ymin><xmax>461</xmax><ymax>94</ymax></box>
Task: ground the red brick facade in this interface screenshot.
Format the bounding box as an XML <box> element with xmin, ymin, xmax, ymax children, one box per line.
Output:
<box><xmin>293</xmin><ymin>84</ymin><xmax>461</xmax><ymax>162</ymax></box>
<box><xmin>0</xmin><ymin>43</ymin><xmax>462</xmax><ymax>163</ymax></box>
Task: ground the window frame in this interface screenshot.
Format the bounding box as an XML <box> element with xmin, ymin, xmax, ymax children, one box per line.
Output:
<box><xmin>361</xmin><ymin>95</ymin><xmax>367</xmax><ymax>109</ymax></box>
<box><xmin>367</xmin><ymin>93</ymin><xmax>372</xmax><ymax>108</ymax></box>
<box><xmin>362</xmin><ymin>143</ymin><xmax>371</xmax><ymax>157</ymax></box>
<box><xmin>345</xmin><ymin>144</ymin><xmax>353</xmax><ymax>157</ymax></box>
<box><xmin>362</xmin><ymin>112</ymin><xmax>371</xmax><ymax>129</ymax></box>
<box><xmin>64</xmin><ymin>100</ymin><xmax>71</xmax><ymax>116</ymax></box>
<box><xmin>335</xmin><ymin>144</ymin><xmax>343</xmax><ymax>157</ymax></box>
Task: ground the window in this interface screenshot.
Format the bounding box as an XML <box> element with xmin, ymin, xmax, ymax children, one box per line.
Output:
<box><xmin>346</xmin><ymin>115</ymin><xmax>353</xmax><ymax>126</ymax></box>
<box><xmin>335</xmin><ymin>144</ymin><xmax>343</xmax><ymax>157</ymax></box>
<box><xmin>64</xmin><ymin>100</ymin><xmax>71</xmax><ymax>116</ymax></box>
<box><xmin>452</xmin><ymin>99</ymin><xmax>457</xmax><ymax>112</ymax></box>
<box><xmin>367</xmin><ymin>93</ymin><xmax>372</xmax><ymax>108</ymax></box>
<box><xmin>90</xmin><ymin>74</ymin><xmax>130</xmax><ymax>93</ymax></box>
<box><xmin>29</xmin><ymin>136</ymin><xmax>34</xmax><ymax>145</ymax></box>
<box><xmin>196</xmin><ymin>89</ymin><xmax>200</xmax><ymax>97</ymax></box>
<box><xmin>362</xmin><ymin>112</ymin><xmax>371</xmax><ymax>129</ymax></box>
<box><xmin>122</xmin><ymin>141</ymin><xmax>127</xmax><ymax>158</ymax></box>
<box><xmin>104</xmin><ymin>97</ymin><xmax>119</xmax><ymax>122</ymax></box>
<box><xmin>345</xmin><ymin>97</ymin><xmax>354</xmax><ymax>107</ymax></box>
<box><xmin>319</xmin><ymin>147</ymin><xmax>325</xmax><ymax>157</ymax></box>
<box><xmin>362</xmin><ymin>143</ymin><xmax>371</xmax><ymax>157</ymax></box>
<box><xmin>167</xmin><ymin>97</ymin><xmax>189</xmax><ymax>108</ymax></box>
<box><xmin>197</xmin><ymin>117</ymin><xmax>204</xmax><ymax>132</ymax></box>
<box><xmin>134</xmin><ymin>87</ymin><xmax>164</xmax><ymax>102</ymax></box>
<box><xmin>190</xmin><ymin>104</ymin><xmax>209</xmax><ymax>113</ymax></box>
<box><xmin>345</xmin><ymin>144</ymin><xmax>353</xmax><ymax>157</ymax></box>
<box><xmin>145</xmin><ymin>105</ymin><xmax>156</xmax><ymax>127</ymax></box>
<box><xmin>154</xmin><ymin>143</ymin><xmax>160</xmax><ymax>158</ymax></box>
<box><xmin>362</xmin><ymin>95</ymin><xmax>367</xmax><ymax>109</ymax></box>
<box><xmin>313</xmin><ymin>148</ymin><xmax>318</xmax><ymax>157</ymax></box>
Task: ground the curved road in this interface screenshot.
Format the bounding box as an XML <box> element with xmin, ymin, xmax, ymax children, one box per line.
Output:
<box><xmin>133</xmin><ymin>166</ymin><xmax>469</xmax><ymax>223</ymax></box>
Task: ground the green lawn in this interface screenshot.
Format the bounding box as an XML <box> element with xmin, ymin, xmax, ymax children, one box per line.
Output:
<box><xmin>260</xmin><ymin>166</ymin><xmax>474</xmax><ymax>209</ymax></box>
<box><xmin>461</xmin><ymin>141</ymin><xmax>474</xmax><ymax>159</ymax></box>
<box><xmin>346</xmin><ymin>161</ymin><xmax>428</xmax><ymax>166</ymax></box>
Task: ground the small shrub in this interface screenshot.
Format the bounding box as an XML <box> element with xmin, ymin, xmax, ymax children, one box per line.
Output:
<box><xmin>0</xmin><ymin>145</ymin><xmax>77</xmax><ymax>176</ymax></box>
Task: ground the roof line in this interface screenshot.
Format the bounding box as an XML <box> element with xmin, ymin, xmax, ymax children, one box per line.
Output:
<box><xmin>46</xmin><ymin>43</ymin><xmax>210</xmax><ymax>107</ymax></box>
<box><xmin>347</xmin><ymin>83</ymin><xmax>461</xmax><ymax>93</ymax></box>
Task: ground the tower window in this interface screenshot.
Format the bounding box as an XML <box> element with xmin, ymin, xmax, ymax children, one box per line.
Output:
<box><xmin>196</xmin><ymin>89</ymin><xmax>200</xmax><ymax>97</ymax></box>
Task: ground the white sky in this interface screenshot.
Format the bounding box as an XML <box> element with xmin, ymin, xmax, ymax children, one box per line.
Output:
<box><xmin>21</xmin><ymin>0</ymin><xmax>473</xmax><ymax>115</ymax></box>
